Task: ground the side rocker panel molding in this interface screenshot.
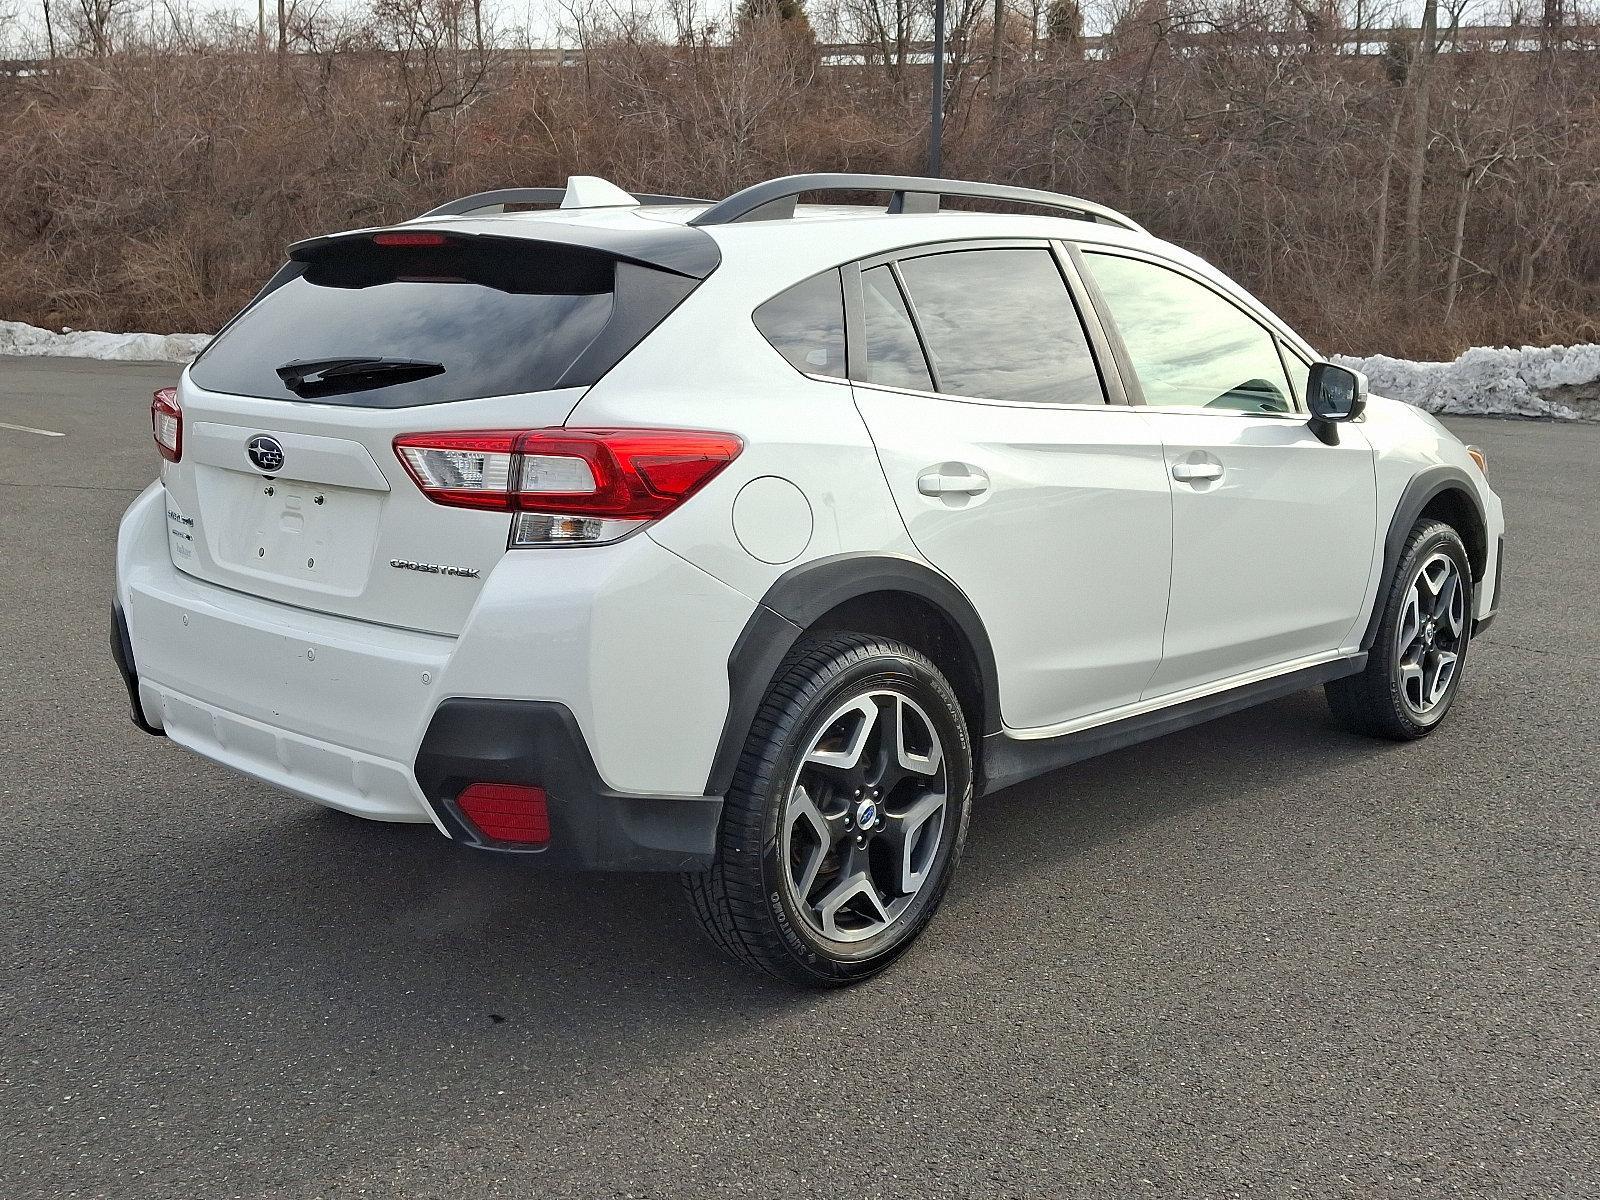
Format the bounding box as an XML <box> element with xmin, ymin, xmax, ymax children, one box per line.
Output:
<box><xmin>705</xmin><ymin>553</ymin><xmax>1002</xmax><ymax>797</ymax></box>
<box><xmin>1361</xmin><ymin>465</ymin><xmax>1486</xmax><ymax>652</ymax></box>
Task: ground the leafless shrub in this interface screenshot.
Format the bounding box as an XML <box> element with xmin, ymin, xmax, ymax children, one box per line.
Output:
<box><xmin>0</xmin><ymin>0</ymin><xmax>1594</xmax><ymax>356</ymax></box>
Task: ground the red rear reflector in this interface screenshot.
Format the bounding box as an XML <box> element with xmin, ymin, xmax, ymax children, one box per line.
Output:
<box><xmin>373</xmin><ymin>231</ymin><xmax>450</xmax><ymax>247</ymax></box>
<box><xmin>151</xmin><ymin>387</ymin><xmax>182</xmax><ymax>462</ymax></box>
<box><xmin>456</xmin><ymin>783</ymin><xmax>550</xmax><ymax>845</ymax></box>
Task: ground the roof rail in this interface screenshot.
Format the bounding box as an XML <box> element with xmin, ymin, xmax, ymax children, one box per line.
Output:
<box><xmin>687</xmin><ymin>173</ymin><xmax>1146</xmax><ymax>234</ymax></box>
<box><xmin>417</xmin><ymin>181</ymin><xmax>710</xmax><ymax>220</ymax></box>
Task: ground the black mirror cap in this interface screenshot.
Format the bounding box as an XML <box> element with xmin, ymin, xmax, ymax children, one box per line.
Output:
<box><xmin>1307</xmin><ymin>362</ymin><xmax>1369</xmax><ymax>422</ymax></box>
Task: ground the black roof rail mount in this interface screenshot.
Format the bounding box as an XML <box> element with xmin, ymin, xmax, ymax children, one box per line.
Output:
<box><xmin>418</xmin><ymin>187</ymin><xmax>710</xmax><ymax>220</ymax></box>
<box><xmin>687</xmin><ymin>173</ymin><xmax>1146</xmax><ymax>234</ymax></box>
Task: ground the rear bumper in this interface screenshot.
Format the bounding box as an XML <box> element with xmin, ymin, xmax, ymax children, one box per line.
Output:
<box><xmin>111</xmin><ymin>604</ymin><xmax>724</xmax><ymax>866</ymax></box>
<box><xmin>112</xmin><ymin>482</ymin><xmax>736</xmax><ymax>868</ymax></box>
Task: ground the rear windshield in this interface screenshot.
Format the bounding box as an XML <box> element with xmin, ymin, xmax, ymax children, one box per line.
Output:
<box><xmin>190</xmin><ymin>239</ymin><xmax>624</xmax><ymax>407</ymax></box>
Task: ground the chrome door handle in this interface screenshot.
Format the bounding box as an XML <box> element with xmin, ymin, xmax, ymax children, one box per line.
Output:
<box><xmin>918</xmin><ymin>471</ymin><xmax>990</xmax><ymax>496</ymax></box>
<box><xmin>1171</xmin><ymin>462</ymin><xmax>1224</xmax><ymax>483</ymax></box>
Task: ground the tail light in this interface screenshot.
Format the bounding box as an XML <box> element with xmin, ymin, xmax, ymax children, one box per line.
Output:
<box><xmin>456</xmin><ymin>783</ymin><xmax>550</xmax><ymax>845</ymax></box>
<box><xmin>151</xmin><ymin>387</ymin><xmax>182</xmax><ymax>462</ymax></box>
<box><xmin>393</xmin><ymin>428</ymin><xmax>742</xmax><ymax>546</ymax></box>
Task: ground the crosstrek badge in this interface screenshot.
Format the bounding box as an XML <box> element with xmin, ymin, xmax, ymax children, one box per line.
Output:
<box><xmin>389</xmin><ymin>559</ymin><xmax>480</xmax><ymax>579</ymax></box>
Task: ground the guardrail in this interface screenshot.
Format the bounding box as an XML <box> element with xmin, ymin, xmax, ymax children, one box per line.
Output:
<box><xmin>3</xmin><ymin>26</ymin><xmax>1595</xmax><ymax>79</ymax></box>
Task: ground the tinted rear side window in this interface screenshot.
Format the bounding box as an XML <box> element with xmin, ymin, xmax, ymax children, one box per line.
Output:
<box><xmin>753</xmin><ymin>270</ymin><xmax>846</xmax><ymax>378</ymax></box>
<box><xmin>191</xmin><ymin>239</ymin><xmax>628</xmax><ymax>407</ymax></box>
<box><xmin>895</xmin><ymin>248</ymin><xmax>1103</xmax><ymax>405</ymax></box>
<box><xmin>858</xmin><ymin>265</ymin><xmax>934</xmax><ymax>392</ymax></box>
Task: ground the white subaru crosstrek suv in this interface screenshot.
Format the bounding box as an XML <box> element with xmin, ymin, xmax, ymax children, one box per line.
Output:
<box><xmin>114</xmin><ymin>173</ymin><xmax>1505</xmax><ymax>986</ymax></box>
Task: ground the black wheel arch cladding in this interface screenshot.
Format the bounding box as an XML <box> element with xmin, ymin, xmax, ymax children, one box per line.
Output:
<box><xmin>706</xmin><ymin>553</ymin><xmax>1001</xmax><ymax>798</ymax></box>
<box><xmin>1363</xmin><ymin>466</ymin><xmax>1487</xmax><ymax>652</ymax></box>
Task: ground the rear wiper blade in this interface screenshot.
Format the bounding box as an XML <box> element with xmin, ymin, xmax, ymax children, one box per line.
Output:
<box><xmin>276</xmin><ymin>356</ymin><xmax>445</xmax><ymax>397</ymax></box>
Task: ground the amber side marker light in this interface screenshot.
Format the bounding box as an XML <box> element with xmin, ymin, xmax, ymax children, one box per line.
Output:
<box><xmin>1466</xmin><ymin>445</ymin><xmax>1488</xmax><ymax>475</ymax></box>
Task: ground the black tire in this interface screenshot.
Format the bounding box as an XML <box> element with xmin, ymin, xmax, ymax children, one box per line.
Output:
<box><xmin>682</xmin><ymin>632</ymin><xmax>973</xmax><ymax>987</ymax></box>
<box><xmin>1327</xmin><ymin>519</ymin><xmax>1474</xmax><ymax>740</ymax></box>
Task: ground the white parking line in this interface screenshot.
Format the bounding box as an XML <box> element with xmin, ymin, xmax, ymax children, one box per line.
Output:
<box><xmin>0</xmin><ymin>421</ymin><xmax>65</xmax><ymax>437</ymax></box>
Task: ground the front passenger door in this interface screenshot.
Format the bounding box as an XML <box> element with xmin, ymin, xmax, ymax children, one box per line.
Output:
<box><xmin>1079</xmin><ymin>249</ymin><xmax>1378</xmax><ymax>698</ymax></box>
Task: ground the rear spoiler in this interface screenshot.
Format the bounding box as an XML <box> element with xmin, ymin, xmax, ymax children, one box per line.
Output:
<box><xmin>287</xmin><ymin>222</ymin><xmax>722</xmax><ymax>281</ymax></box>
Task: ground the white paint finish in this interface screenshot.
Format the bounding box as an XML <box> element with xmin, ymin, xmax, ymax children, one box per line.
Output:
<box><xmin>435</xmin><ymin>534</ymin><xmax>754</xmax><ymax>796</ymax></box>
<box><xmin>122</xmin><ymin>489</ymin><xmax>453</xmax><ymax>764</ymax></box>
<box><xmin>160</xmin><ymin>374</ymin><xmax>588</xmax><ymax>635</ymax></box>
<box><xmin>1354</xmin><ymin>396</ymin><xmax>1507</xmax><ymax>631</ymax></box>
<box><xmin>732</xmin><ymin>475</ymin><xmax>813</xmax><ymax>564</ymax></box>
<box><xmin>854</xmin><ymin>387</ymin><xmax>1172</xmax><ymax>730</ymax></box>
<box><xmin>1140</xmin><ymin>411</ymin><xmax>1378</xmax><ymax>696</ymax></box>
<box><xmin>149</xmin><ymin>681</ymin><xmax>436</xmax><ymax>824</ymax></box>
<box><xmin>112</xmin><ymin>200</ymin><xmax>1511</xmax><ymax>837</ymax></box>
<box><xmin>574</xmin><ymin>313</ymin><xmax>917</xmax><ymax>602</ymax></box>
<box><xmin>560</xmin><ymin>175</ymin><xmax>639</xmax><ymax>209</ymax></box>
<box><xmin>120</xmin><ymin>484</ymin><xmax>755</xmax><ymax>806</ymax></box>
<box><xmin>187</xmin><ymin>420</ymin><xmax>392</xmax><ymax>491</ymax></box>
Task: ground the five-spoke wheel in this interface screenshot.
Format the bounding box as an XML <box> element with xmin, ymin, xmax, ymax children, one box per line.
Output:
<box><xmin>782</xmin><ymin>690</ymin><xmax>949</xmax><ymax>943</ymax></box>
<box><xmin>1395</xmin><ymin>550</ymin><xmax>1466</xmax><ymax>718</ymax></box>
<box><xmin>683</xmin><ymin>633</ymin><xmax>972</xmax><ymax>986</ymax></box>
<box><xmin>1327</xmin><ymin>518</ymin><xmax>1474</xmax><ymax>740</ymax></box>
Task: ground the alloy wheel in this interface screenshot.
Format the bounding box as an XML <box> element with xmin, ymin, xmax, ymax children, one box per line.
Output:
<box><xmin>780</xmin><ymin>689</ymin><xmax>950</xmax><ymax>943</ymax></box>
<box><xmin>1395</xmin><ymin>550</ymin><xmax>1466</xmax><ymax>718</ymax></box>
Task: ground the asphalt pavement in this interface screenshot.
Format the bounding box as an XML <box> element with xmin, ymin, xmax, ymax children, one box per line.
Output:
<box><xmin>1</xmin><ymin>356</ymin><xmax>1595</xmax><ymax>1198</ymax></box>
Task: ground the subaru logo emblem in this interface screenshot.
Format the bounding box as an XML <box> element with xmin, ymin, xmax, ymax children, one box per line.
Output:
<box><xmin>247</xmin><ymin>435</ymin><xmax>285</xmax><ymax>473</ymax></box>
<box><xmin>855</xmin><ymin>799</ymin><xmax>879</xmax><ymax>830</ymax></box>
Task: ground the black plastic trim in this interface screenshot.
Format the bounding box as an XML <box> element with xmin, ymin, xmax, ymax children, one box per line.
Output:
<box><xmin>414</xmin><ymin>698</ymin><xmax>722</xmax><ymax>871</ymax></box>
<box><xmin>980</xmin><ymin>655</ymin><xmax>1367</xmax><ymax>796</ymax></box>
<box><xmin>1473</xmin><ymin>535</ymin><xmax>1505</xmax><ymax>638</ymax></box>
<box><xmin>110</xmin><ymin>606</ymin><xmax>164</xmax><ymax>737</ymax></box>
<box><xmin>1490</xmin><ymin>535</ymin><xmax>1504</xmax><ymax>612</ymax></box>
<box><xmin>706</xmin><ymin>554</ymin><xmax>1001</xmax><ymax>797</ymax></box>
<box><xmin>1361</xmin><ymin>466</ymin><xmax>1488</xmax><ymax>652</ymax></box>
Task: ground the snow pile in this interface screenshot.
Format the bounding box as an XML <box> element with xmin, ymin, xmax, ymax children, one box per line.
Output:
<box><xmin>0</xmin><ymin>320</ymin><xmax>210</xmax><ymax>363</ymax></box>
<box><xmin>1333</xmin><ymin>344</ymin><xmax>1599</xmax><ymax>421</ymax></box>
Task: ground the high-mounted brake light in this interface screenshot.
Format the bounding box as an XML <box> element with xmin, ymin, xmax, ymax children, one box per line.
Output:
<box><xmin>151</xmin><ymin>387</ymin><xmax>182</xmax><ymax>462</ymax></box>
<box><xmin>372</xmin><ymin>231</ymin><xmax>450</xmax><ymax>247</ymax></box>
<box><xmin>393</xmin><ymin>428</ymin><xmax>743</xmax><ymax>545</ymax></box>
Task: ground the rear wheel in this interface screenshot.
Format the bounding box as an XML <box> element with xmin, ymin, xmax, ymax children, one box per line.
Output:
<box><xmin>683</xmin><ymin>633</ymin><xmax>973</xmax><ymax>986</ymax></box>
<box><xmin>1327</xmin><ymin>519</ymin><xmax>1474</xmax><ymax>739</ymax></box>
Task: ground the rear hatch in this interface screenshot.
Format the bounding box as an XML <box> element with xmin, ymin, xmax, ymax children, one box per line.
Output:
<box><xmin>159</xmin><ymin>219</ymin><xmax>716</xmax><ymax>635</ymax></box>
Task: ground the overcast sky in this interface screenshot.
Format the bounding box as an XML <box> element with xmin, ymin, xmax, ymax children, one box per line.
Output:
<box><xmin>2</xmin><ymin>0</ymin><xmax>1481</xmax><ymax>56</ymax></box>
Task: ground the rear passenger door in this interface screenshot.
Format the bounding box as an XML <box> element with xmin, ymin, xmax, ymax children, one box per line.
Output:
<box><xmin>849</xmin><ymin>242</ymin><xmax>1172</xmax><ymax>732</ymax></box>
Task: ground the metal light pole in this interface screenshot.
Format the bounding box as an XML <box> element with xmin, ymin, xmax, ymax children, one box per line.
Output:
<box><xmin>929</xmin><ymin>0</ymin><xmax>947</xmax><ymax>176</ymax></box>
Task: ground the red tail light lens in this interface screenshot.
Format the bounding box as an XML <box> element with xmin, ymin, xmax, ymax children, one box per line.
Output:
<box><xmin>151</xmin><ymin>387</ymin><xmax>182</xmax><ymax>462</ymax></box>
<box><xmin>457</xmin><ymin>783</ymin><xmax>550</xmax><ymax>845</ymax></box>
<box><xmin>394</xmin><ymin>428</ymin><xmax>742</xmax><ymax>544</ymax></box>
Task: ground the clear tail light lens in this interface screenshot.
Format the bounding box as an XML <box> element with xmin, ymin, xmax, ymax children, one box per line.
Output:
<box><xmin>151</xmin><ymin>387</ymin><xmax>182</xmax><ymax>462</ymax></box>
<box><xmin>393</xmin><ymin>428</ymin><xmax>743</xmax><ymax>545</ymax></box>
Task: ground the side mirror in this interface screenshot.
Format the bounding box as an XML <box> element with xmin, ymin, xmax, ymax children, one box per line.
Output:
<box><xmin>1306</xmin><ymin>362</ymin><xmax>1367</xmax><ymax>444</ymax></box>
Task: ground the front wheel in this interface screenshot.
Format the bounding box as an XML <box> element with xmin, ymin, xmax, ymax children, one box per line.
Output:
<box><xmin>1327</xmin><ymin>518</ymin><xmax>1474</xmax><ymax>739</ymax></box>
<box><xmin>683</xmin><ymin>633</ymin><xmax>973</xmax><ymax>986</ymax></box>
